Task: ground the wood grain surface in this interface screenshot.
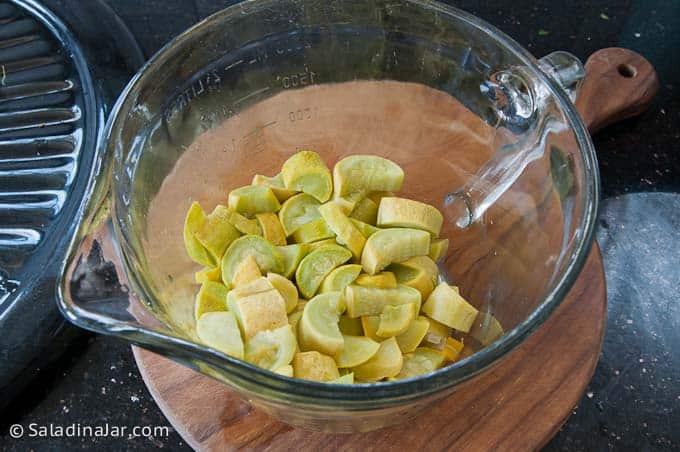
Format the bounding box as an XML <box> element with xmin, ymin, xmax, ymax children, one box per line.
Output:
<box><xmin>576</xmin><ymin>48</ymin><xmax>659</xmax><ymax>133</ymax></box>
<box><xmin>132</xmin><ymin>47</ymin><xmax>657</xmax><ymax>451</ymax></box>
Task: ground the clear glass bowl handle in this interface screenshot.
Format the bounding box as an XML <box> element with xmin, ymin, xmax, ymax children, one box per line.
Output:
<box><xmin>445</xmin><ymin>51</ymin><xmax>586</xmax><ymax>228</ymax></box>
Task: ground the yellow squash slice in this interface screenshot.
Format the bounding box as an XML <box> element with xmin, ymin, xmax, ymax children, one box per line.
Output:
<box><xmin>395</xmin><ymin>347</ymin><xmax>444</xmax><ymax>379</ymax></box>
<box><xmin>351</xmin><ymin>337</ymin><xmax>403</xmax><ymax>381</ymax></box>
<box><xmin>395</xmin><ymin>316</ymin><xmax>430</xmax><ymax>353</ymax></box>
<box><xmin>333</xmin><ymin>155</ymin><xmax>404</xmax><ymax>198</ymax></box>
<box><xmin>252</xmin><ymin>173</ymin><xmax>298</xmax><ymax>202</ymax></box>
<box><xmin>228</xmin><ymin>185</ymin><xmax>281</xmax><ymax>216</ymax></box>
<box><xmin>377</xmin><ymin>197</ymin><xmax>443</xmax><ymax>236</ymax></box>
<box><xmin>319</xmin><ymin>264</ymin><xmax>362</xmax><ymax>293</ymax></box>
<box><xmin>318</xmin><ymin>202</ymin><xmax>366</xmax><ymax>259</ymax></box>
<box><xmin>298</xmin><ymin>292</ymin><xmax>345</xmax><ymax>355</ymax></box>
<box><xmin>267</xmin><ymin>272</ymin><xmax>298</xmax><ymax>313</ymax></box>
<box><xmin>221</xmin><ymin>235</ymin><xmax>284</xmax><ymax>286</ymax></box>
<box><xmin>344</xmin><ymin>284</ymin><xmax>421</xmax><ymax>318</ymax></box>
<box><xmin>231</xmin><ymin>254</ymin><xmax>261</xmax><ymax>288</ymax></box>
<box><xmin>376</xmin><ymin>303</ymin><xmax>416</xmax><ymax>337</ymax></box>
<box><xmin>245</xmin><ymin>324</ymin><xmax>296</xmax><ymax>370</ymax></box>
<box><xmin>428</xmin><ymin>238</ymin><xmax>449</xmax><ymax>262</ymax></box>
<box><xmin>361</xmin><ymin>228</ymin><xmax>430</xmax><ymax>274</ymax></box>
<box><xmin>422</xmin><ymin>282</ymin><xmax>479</xmax><ymax>332</ymax></box>
<box><xmin>278</xmin><ymin>193</ymin><xmax>322</xmax><ymax>237</ymax></box>
<box><xmin>196</xmin><ymin>311</ymin><xmax>244</xmax><ymax>359</ymax></box>
<box><xmin>293</xmin><ymin>351</ymin><xmax>340</xmax><ymax>382</ymax></box>
<box><xmin>194</xmin><ymin>281</ymin><xmax>229</xmax><ymax>320</ymax></box>
<box><xmin>335</xmin><ymin>335</ymin><xmax>380</xmax><ymax>368</ymax></box>
<box><xmin>255</xmin><ymin>212</ymin><xmax>287</xmax><ymax>245</ymax></box>
<box><xmin>295</xmin><ymin>244</ymin><xmax>352</xmax><ymax>299</ymax></box>
<box><xmin>281</xmin><ymin>150</ymin><xmax>333</xmax><ymax>202</ymax></box>
<box><xmin>354</xmin><ymin>272</ymin><xmax>397</xmax><ymax>289</ymax></box>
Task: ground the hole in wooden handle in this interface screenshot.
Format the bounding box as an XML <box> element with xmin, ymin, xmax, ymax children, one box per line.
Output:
<box><xmin>617</xmin><ymin>63</ymin><xmax>637</xmax><ymax>78</ymax></box>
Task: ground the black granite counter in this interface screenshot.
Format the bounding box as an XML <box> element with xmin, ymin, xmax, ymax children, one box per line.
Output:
<box><xmin>1</xmin><ymin>0</ymin><xmax>678</xmax><ymax>450</ymax></box>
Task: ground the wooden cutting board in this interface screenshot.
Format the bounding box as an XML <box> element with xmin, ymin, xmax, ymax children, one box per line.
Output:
<box><xmin>133</xmin><ymin>48</ymin><xmax>657</xmax><ymax>451</ymax></box>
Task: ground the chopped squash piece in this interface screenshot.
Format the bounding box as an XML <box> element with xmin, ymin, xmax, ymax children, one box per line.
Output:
<box><xmin>422</xmin><ymin>282</ymin><xmax>479</xmax><ymax>332</ymax></box>
<box><xmin>377</xmin><ymin>197</ymin><xmax>443</xmax><ymax>236</ymax></box>
<box><xmin>361</xmin><ymin>228</ymin><xmax>430</xmax><ymax>274</ymax></box>
<box><xmin>255</xmin><ymin>212</ymin><xmax>287</xmax><ymax>245</ymax></box>
<box><xmin>351</xmin><ymin>337</ymin><xmax>403</xmax><ymax>381</ymax></box>
<box><xmin>231</xmin><ymin>254</ymin><xmax>261</xmax><ymax>288</ymax></box>
<box><xmin>194</xmin><ymin>281</ymin><xmax>229</xmax><ymax>320</ymax></box>
<box><xmin>293</xmin><ymin>351</ymin><xmax>340</xmax><ymax>382</ymax></box>
<box><xmin>228</xmin><ymin>185</ymin><xmax>281</xmax><ymax>216</ymax></box>
<box><xmin>196</xmin><ymin>311</ymin><xmax>244</xmax><ymax>359</ymax></box>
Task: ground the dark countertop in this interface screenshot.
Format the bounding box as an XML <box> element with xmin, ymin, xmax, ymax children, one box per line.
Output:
<box><xmin>1</xmin><ymin>0</ymin><xmax>678</xmax><ymax>450</ymax></box>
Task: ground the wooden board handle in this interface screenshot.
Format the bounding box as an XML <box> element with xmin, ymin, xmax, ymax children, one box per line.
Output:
<box><xmin>575</xmin><ymin>47</ymin><xmax>659</xmax><ymax>133</ymax></box>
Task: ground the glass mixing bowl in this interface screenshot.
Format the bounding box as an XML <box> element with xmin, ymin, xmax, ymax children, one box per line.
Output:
<box><xmin>57</xmin><ymin>0</ymin><xmax>598</xmax><ymax>433</ymax></box>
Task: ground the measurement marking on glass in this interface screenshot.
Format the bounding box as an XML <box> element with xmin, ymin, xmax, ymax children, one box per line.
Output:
<box><xmin>225</xmin><ymin>59</ymin><xmax>244</xmax><ymax>70</ymax></box>
<box><xmin>288</xmin><ymin>107</ymin><xmax>315</xmax><ymax>122</ymax></box>
<box><xmin>234</xmin><ymin>86</ymin><xmax>270</xmax><ymax>105</ymax></box>
<box><xmin>276</xmin><ymin>67</ymin><xmax>317</xmax><ymax>89</ymax></box>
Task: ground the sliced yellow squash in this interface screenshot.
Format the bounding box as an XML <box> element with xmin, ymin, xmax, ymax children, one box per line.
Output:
<box><xmin>338</xmin><ymin>314</ymin><xmax>363</xmax><ymax>336</ymax></box>
<box><xmin>388</xmin><ymin>262</ymin><xmax>434</xmax><ymax>300</ymax></box>
<box><xmin>223</xmin><ymin>208</ymin><xmax>262</xmax><ymax>236</ymax></box>
<box><xmin>443</xmin><ymin>337</ymin><xmax>465</xmax><ymax>362</ymax></box>
<box><xmin>351</xmin><ymin>337</ymin><xmax>403</xmax><ymax>381</ymax></box>
<box><xmin>278</xmin><ymin>193</ymin><xmax>322</xmax><ymax>237</ymax></box>
<box><xmin>252</xmin><ymin>173</ymin><xmax>298</xmax><ymax>202</ymax></box>
<box><xmin>395</xmin><ymin>347</ymin><xmax>444</xmax><ymax>379</ymax></box>
<box><xmin>361</xmin><ymin>228</ymin><xmax>430</xmax><ymax>274</ymax></box>
<box><xmin>221</xmin><ymin>235</ymin><xmax>284</xmax><ymax>286</ymax></box>
<box><xmin>429</xmin><ymin>238</ymin><xmax>449</xmax><ymax>262</ymax></box>
<box><xmin>422</xmin><ymin>282</ymin><xmax>479</xmax><ymax>332</ymax></box>
<box><xmin>196</xmin><ymin>311</ymin><xmax>244</xmax><ymax>359</ymax></box>
<box><xmin>267</xmin><ymin>272</ymin><xmax>298</xmax><ymax>313</ymax></box>
<box><xmin>293</xmin><ymin>351</ymin><xmax>340</xmax><ymax>382</ymax></box>
<box><xmin>361</xmin><ymin>315</ymin><xmax>381</xmax><ymax>341</ymax></box>
<box><xmin>328</xmin><ymin>373</ymin><xmax>354</xmax><ymax>384</ymax></box>
<box><xmin>277</xmin><ymin>243</ymin><xmax>310</xmax><ymax>279</ymax></box>
<box><xmin>354</xmin><ymin>272</ymin><xmax>397</xmax><ymax>289</ymax></box>
<box><xmin>395</xmin><ymin>316</ymin><xmax>430</xmax><ymax>353</ymax></box>
<box><xmin>344</xmin><ymin>284</ymin><xmax>421</xmax><ymax>318</ymax></box>
<box><xmin>335</xmin><ymin>335</ymin><xmax>380</xmax><ymax>368</ymax></box>
<box><xmin>333</xmin><ymin>155</ymin><xmax>404</xmax><ymax>197</ymax></box>
<box><xmin>194</xmin><ymin>205</ymin><xmax>241</xmax><ymax>262</ymax></box>
<box><xmin>319</xmin><ymin>264</ymin><xmax>362</xmax><ymax>293</ymax></box>
<box><xmin>245</xmin><ymin>324</ymin><xmax>296</xmax><ymax>370</ymax></box>
<box><xmin>376</xmin><ymin>303</ymin><xmax>416</xmax><ymax>337</ymax></box>
<box><xmin>350</xmin><ymin>219</ymin><xmax>380</xmax><ymax>238</ymax></box>
<box><xmin>231</xmin><ymin>254</ymin><xmax>261</xmax><ymax>288</ymax></box>
<box><xmin>298</xmin><ymin>291</ymin><xmax>345</xmax><ymax>355</ymax></box>
<box><xmin>274</xmin><ymin>365</ymin><xmax>294</xmax><ymax>377</ymax></box>
<box><xmin>194</xmin><ymin>281</ymin><xmax>229</xmax><ymax>320</ymax></box>
<box><xmin>183</xmin><ymin>201</ymin><xmax>215</xmax><ymax>267</ymax></box>
<box><xmin>377</xmin><ymin>197</ymin><xmax>443</xmax><ymax>236</ymax></box>
<box><xmin>295</xmin><ymin>244</ymin><xmax>352</xmax><ymax>299</ymax></box>
<box><xmin>422</xmin><ymin>316</ymin><xmax>452</xmax><ymax>350</ymax></box>
<box><xmin>281</xmin><ymin>150</ymin><xmax>333</xmax><ymax>202</ymax></box>
<box><xmin>349</xmin><ymin>197</ymin><xmax>378</xmax><ymax>225</ymax></box>
<box><xmin>255</xmin><ymin>212</ymin><xmax>287</xmax><ymax>245</ymax></box>
<box><xmin>290</xmin><ymin>217</ymin><xmax>336</xmax><ymax>243</ymax></box>
<box><xmin>318</xmin><ymin>202</ymin><xmax>366</xmax><ymax>260</ymax></box>
<box><xmin>228</xmin><ymin>185</ymin><xmax>281</xmax><ymax>216</ymax></box>
<box><xmin>194</xmin><ymin>266</ymin><xmax>221</xmax><ymax>284</ymax></box>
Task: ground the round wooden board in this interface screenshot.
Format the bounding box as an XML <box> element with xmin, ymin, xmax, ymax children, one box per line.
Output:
<box><xmin>133</xmin><ymin>245</ymin><xmax>605</xmax><ymax>452</ymax></box>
